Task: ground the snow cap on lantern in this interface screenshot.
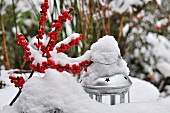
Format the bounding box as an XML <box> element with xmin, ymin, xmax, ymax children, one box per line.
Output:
<box><xmin>90</xmin><ymin>36</ymin><xmax>121</xmax><ymax>64</ymax></box>
<box><xmin>90</xmin><ymin>35</ymin><xmax>120</xmax><ymax>53</ymax></box>
<box><xmin>81</xmin><ymin>35</ymin><xmax>130</xmax><ymax>85</ymax></box>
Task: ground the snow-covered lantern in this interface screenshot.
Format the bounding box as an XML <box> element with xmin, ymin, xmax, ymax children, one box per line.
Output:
<box><xmin>81</xmin><ymin>36</ymin><xmax>132</xmax><ymax>105</ymax></box>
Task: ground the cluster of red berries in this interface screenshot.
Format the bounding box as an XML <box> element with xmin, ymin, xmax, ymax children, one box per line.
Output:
<box><xmin>51</xmin><ymin>7</ymin><xmax>74</xmax><ymax>31</ymax></box>
<box><xmin>45</xmin><ymin>7</ymin><xmax>74</xmax><ymax>55</ymax></box>
<box><xmin>16</xmin><ymin>34</ymin><xmax>29</xmax><ymax>51</ymax></box>
<box><xmin>48</xmin><ymin>31</ymin><xmax>59</xmax><ymax>40</ymax></box>
<box><xmin>56</xmin><ymin>34</ymin><xmax>82</xmax><ymax>53</ymax></box>
<box><xmin>70</xmin><ymin>64</ymin><xmax>82</xmax><ymax>74</ymax></box>
<box><xmin>35</xmin><ymin>0</ymin><xmax>49</xmax><ymax>53</ymax></box>
<box><xmin>34</xmin><ymin>41</ymin><xmax>43</xmax><ymax>49</ymax></box>
<box><xmin>39</xmin><ymin>0</ymin><xmax>49</xmax><ymax>26</ymax></box>
<box><xmin>9</xmin><ymin>75</ymin><xmax>25</xmax><ymax>88</ymax></box>
<box><xmin>37</xmin><ymin>7</ymin><xmax>74</xmax><ymax>58</ymax></box>
<box><xmin>30</xmin><ymin>62</ymin><xmax>48</xmax><ymax>73</ymax></box>
<box><xmin>46</xmin><ymin>59</ymin><xmax>91</xmax><ymax>74</ymax></box>
<box><xmin>16</xmin><ymin>34</ymin><xmax>32</xmax><ymax>61</ymax></box>
<box><xmin>79</xmin><ymin>60</ymin><xmax>92</xmax><ymax>72</ymax></box>
<box><xmin>37</xmin><ymin>0</ymin><xmax>49</xmax><ymax>40</ymax></box>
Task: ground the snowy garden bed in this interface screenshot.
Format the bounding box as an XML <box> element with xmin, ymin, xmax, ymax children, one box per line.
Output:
<box><xmin>1</xmin><ymin>69</ymin><xmax>170</xmax><ymax>113</ymax></box>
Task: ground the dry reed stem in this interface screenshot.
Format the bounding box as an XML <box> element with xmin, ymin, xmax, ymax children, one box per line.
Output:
<box><xmin>0</xmin><ymin>13</ymin><xmax>11</xmax><ymax>70</ymax></box>
<box><xmin>21</xmin><ymin>59</ymin><xmax>27</xmax><ymax>69</ymax></box>
<box><xmin>118</xmin><ymin>14</ymin><xmax>124</xmax><ymax>45</ymax></box>
<box><xmin>106</xmin><ymin>0</ymin><xmax>111</xmax><ymax>35</ymax></box>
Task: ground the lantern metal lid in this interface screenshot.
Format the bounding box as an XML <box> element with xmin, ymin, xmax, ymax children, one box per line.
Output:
<box><xmin>83</xmin><ymin>73</ymin><xmax>132</xmax><ymax>94</ymax></box>
<box><xmin>82</xmin><ymin>73</ymin><xmax>132</xmax><ymax>105</ymax></box>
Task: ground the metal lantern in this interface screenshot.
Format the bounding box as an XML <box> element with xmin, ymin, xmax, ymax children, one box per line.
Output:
<box><xmin>83</xmin><ymin>73</ymin><xmax>132</xmax><ymax>105</ymax></box>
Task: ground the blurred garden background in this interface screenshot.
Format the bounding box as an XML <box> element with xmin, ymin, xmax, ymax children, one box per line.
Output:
<box><xmin>0</xmin><ymin>0</ymin><xmax>170</xmax><ymax>93</ymax></box>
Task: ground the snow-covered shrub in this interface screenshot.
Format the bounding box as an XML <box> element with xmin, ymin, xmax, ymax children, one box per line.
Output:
<box><xmin>126</xmin><ymin>32</ymin><xmax>170</xmax><ymax>83</ymax></box>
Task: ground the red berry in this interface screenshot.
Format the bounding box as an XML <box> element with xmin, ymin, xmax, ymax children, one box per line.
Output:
<box><xmin>10</xmin><ymin>80</ymin><xmax>13</xmax><ymax>83</ymax></box>
<box><xmin>155</xmin><ymin>25</ymin><xmax>162</xmax><ymax>30</ymax></box>
<box><xmin>58</xmin><ymin>68</ymin><xmax>63</xmax><ymax>72</ymax></box>
<box><xmin>84</xmin><ymin>67</ymin><xmax>87</xmax><ymax>72</ymax></box>
<box><xmin>9</xmin><ymin>75</ymin><xmax>16</xmax><ymax>80</ymax></box>
<box><xmin>72</xmin><ymin>64</ymin><xmax>76</xmax><ymax>68</ymax></box>
<box><xmin>80</xmin><ymin>61</ymin><xmax>85</xmax><ymax>66</ymax></box>
<box><xmin>72</xmin><ymin>70</ymin><xmax>77</xmax><ymax>74</ymax></box>
<box><xmin>69</xmin><ymin>7</ymin><xmax>74</xmax><ymax>11</ymax></box>
<box><xmin>65</xmin><ymin>64</ymin><xmax>70</xmax><ymax>68</ymax></box>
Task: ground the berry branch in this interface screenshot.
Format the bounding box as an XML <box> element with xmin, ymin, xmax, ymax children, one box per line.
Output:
<box><xmin>10</xmin><ymin>0</ymin><xmax>92</xmax><ymax>106</ymax></box>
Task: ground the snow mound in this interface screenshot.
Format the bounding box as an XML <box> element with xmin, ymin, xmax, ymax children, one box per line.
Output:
<box><xmin>130</xmin><ymin>77</ymin><xmax>160</xmax><ymax>103</ymax></box>
<box><xmin>1</xmin><ymin>69</ymin><xmax>170</xmax><ymax>113</ymax></box>
<box><xmin>1</xmin><ymin>69</ymin><xmax>90</xmax><ymax>113</ymax></box>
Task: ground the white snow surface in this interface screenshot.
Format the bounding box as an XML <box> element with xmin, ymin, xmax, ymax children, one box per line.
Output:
<box><xmin>29</xmin><ymin>46</ymin><xmax>47</xmax><ymax>66</ymax></box>
<box><xmin>55</xmin><ymin>33</ymin><xmax>81</xmax><ymax>48</ymax></box>
<box><xmin>130</xmin><ymin>76</ymin><xmax>160</xmax><ymax>103</ymax></box>
<box><xmin>0</xmin><ymin>86</ymin><xmax>18</xmax><ymax>110</ymax></box>
<box><xmin>1</xmin><ymin>69</ymin><xmax>168</xmax><ymax>113</ymax></box>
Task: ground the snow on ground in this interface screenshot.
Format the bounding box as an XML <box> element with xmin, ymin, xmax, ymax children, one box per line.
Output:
<box><xmin>0</xmin><ymin>86</ymin><xmax>18</xmax><ymax>110</ymax></box>
<box><xmin>0</xmin><ymin>69</ymin><xmax>168</xmax><ymax>113</ymax></box>
<box><xmin>130</xmin><ymin>76</ymin><xmax>160</xmax><ymax>103</ymax></box>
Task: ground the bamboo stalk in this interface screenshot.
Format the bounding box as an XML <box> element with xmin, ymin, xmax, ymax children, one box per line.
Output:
<box><xmin>118</xmin><ymin>14</ymin><xmax>124</xmax><ymax>45</ymax></box>
<box><xmin>0</xmin><ymin>13</ymin><xmax>11</xmax><ymax>70</ymax></box>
